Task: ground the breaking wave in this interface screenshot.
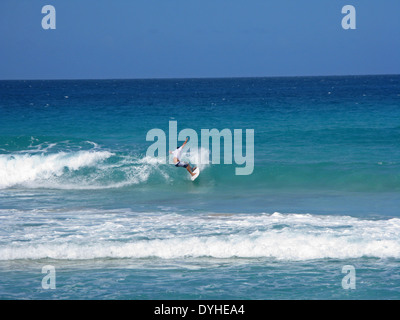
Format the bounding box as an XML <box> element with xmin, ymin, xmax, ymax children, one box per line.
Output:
<box><xmin>1</xmin><ymin>211</ymin><xmax>399</xmax><ymax>261</ymax></box>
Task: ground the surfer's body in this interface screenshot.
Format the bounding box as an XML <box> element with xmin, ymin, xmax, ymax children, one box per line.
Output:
<box><xmin>169</xmin><ymin>137</ymin><xmax>197</xmax><ymax>176</ymax></box>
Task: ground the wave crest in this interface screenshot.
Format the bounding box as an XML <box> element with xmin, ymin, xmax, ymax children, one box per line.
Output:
<box><xmin>0</xmin><ymin>150</ymin><xmax>170</xmax><ymax>189</ymax></box>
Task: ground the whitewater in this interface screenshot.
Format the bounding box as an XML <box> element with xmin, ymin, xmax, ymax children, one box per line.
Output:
<box><xmin>1</xmin><ymin>209</ymin><xmax>399</xmax><ymax>261</ymax></box>
<box><xmin>0</xmin><ymin>144</ymin><xmax>210</xmax><ymax>190</ymax></box>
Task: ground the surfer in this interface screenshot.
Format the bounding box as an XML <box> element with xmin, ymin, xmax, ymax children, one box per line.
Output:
<box><xmin>169</xmin><ymin>137</ymin><xmax>197</xmax><ymax>177</ymax></box>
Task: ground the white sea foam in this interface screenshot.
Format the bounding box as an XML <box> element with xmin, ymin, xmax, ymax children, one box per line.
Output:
<box><xmin>0</xmin><ymin>150</ymin><xmax>172</xmax><ymax>189</ymax></box>
<box><xmin>0</xmin><ymin>151</ymin><xmax>115</xmax><ymax>189</ymax></box>
<box><xmin>1</xmin><ymin>211</ymin><xmax>399</xmax><ymax>261</ymax></box>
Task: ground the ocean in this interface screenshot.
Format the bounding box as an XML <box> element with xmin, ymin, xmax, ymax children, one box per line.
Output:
<box><xmin>0</xmin><ymin>75</ymin><xmax>399</xmax><ymax>299</ymax></box>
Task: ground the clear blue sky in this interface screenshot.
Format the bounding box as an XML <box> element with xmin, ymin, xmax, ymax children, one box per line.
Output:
<box><xmin>0</xmin><ymin>0</ymin><xmax>399</xmax><ymax>79</ymax></box>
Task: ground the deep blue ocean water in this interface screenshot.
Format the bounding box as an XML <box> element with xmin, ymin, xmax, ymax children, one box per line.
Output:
<box><xmin>0</xmin><ymin>75</ymin><xmax>399</xmax><ymax>299</ymax></box>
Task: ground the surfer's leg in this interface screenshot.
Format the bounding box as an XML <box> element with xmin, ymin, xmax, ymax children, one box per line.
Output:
<box><xmin>186</xmin><ymin>164</ymin><xmax>195</xmax><ymax>176</ymax></box>
<box><xmin>177</xmin><ymin>161</ymin><xmax>194</xmax><ymax>176</ymax></box>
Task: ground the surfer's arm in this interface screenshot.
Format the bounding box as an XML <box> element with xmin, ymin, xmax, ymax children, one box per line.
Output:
<box><xmin>181</xmin><ymin>137</ymin><xmax>189</xmax><ymax>148</ymax></box>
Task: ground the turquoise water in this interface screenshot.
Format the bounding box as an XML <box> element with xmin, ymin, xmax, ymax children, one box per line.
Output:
<box><xmin>0</xmin><ymin>76</ymin><xmax>400</xmax><ymax>299</ymax></box>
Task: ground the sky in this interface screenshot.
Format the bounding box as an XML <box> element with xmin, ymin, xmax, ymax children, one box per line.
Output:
<box><xmin>0</xmin><ymin>0</ymin><xmax>399</xmax><ymax>80</ymax></box>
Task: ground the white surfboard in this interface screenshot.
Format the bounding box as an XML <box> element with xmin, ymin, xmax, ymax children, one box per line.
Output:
<box><xmin>191</xmin><ymin>168</ymin><xmax>200</xmax><ymax>181</ymax></box>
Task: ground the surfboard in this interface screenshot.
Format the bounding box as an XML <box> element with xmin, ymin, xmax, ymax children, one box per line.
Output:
<box><xmin>191</xmin><ymin>168</ymin><xmax>200</xmax><ymax>181</ymax></box>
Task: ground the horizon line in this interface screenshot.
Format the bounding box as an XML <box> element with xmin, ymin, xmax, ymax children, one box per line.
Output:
<box><xmin>0</xmin><ymin>73</ymin><xmax>399</xmax><ymax>82</ymax></box>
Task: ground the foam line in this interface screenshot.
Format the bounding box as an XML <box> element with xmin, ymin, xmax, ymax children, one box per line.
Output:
<box><xmin>1</xmin><ymin>212</ymin><xmax>399</xmax><ymax>261</ymax></box>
